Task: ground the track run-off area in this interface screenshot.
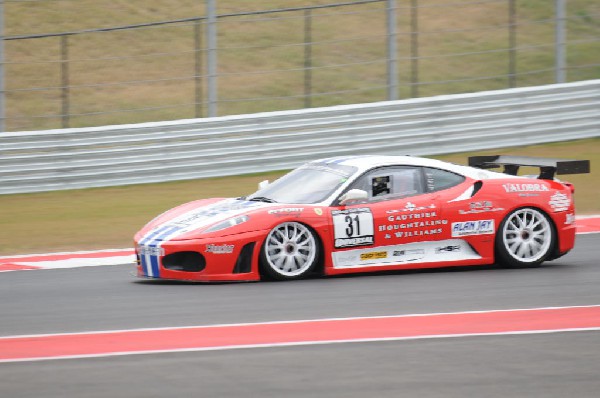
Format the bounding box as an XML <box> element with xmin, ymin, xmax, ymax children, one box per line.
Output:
<box><xmin>1</xmin><ymin>218</ymin><xmax>599</xmax><ymax>397</ymax></box>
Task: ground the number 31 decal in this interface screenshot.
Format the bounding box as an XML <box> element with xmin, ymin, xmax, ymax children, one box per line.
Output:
<box><xmin>345</xmin><ymin>214</ymin><xmax>361</xmax><ymax>237</ymax></box>
<box><xmin>332</xmin><ymin>208</ymin><xmax>374</xmax><ymax>248</ymax></box>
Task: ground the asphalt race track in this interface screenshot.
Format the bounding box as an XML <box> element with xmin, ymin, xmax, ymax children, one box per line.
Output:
<box><xmin>1</xmin><ymin>234</ymin><xmax>599</xmax><ymax>397</ymax></box>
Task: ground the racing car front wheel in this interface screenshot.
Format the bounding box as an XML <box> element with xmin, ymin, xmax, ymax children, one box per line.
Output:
<box><xmin>496</xmin><ymin>207</ymin><xmax>555</xmax><ymax>268</ymax></box>
<box><xmin>260</xmin><ymin>222</ymin><xmax>320</xmax><ymax>280</ymax></box>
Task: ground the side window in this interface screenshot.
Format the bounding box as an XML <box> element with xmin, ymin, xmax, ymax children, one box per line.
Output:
<box><xmin>350</xmin><ymin>167</ymin><xmax>425</xmax><ymax>202</ymax></box>
<box><xmin>424</xmin><ymin>167</ymin><xmax>465</xmax><ymax>192</ymax></box>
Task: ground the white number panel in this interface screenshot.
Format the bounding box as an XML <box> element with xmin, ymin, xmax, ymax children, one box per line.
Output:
<box><xmin>332</xmin><ymin>207</ymin><xmax>374</xmax><ymax>248</ymax></box>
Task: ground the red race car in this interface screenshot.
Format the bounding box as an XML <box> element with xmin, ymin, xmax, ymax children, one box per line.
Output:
<box><xmin>134</xmin><ymin>155</ymin><xmax>589</xmax><ymax>282</ymax></box>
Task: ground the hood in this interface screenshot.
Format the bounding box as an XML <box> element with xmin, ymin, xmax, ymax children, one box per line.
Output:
<box><xmin>136</xmin><ymin>198</ymin><xmax>271</xmax><ymax>243</ymax></box>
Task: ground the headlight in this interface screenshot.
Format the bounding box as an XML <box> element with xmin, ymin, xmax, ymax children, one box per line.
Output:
<box><xmin>204</xmin><ymin>215</ymin><xmax>250</xmax><ymax>233</ymax></box>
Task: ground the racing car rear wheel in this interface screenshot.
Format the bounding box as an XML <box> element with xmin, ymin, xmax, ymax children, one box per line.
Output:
<box><xmin>260</xmin><ymin>222</ymin><xmax>320</xmax><ymax>281</ymax></box>
<box><xmin>496</xmin><ymin>207</ymin><xmax>555</xmax><ymax>268</ymax></box>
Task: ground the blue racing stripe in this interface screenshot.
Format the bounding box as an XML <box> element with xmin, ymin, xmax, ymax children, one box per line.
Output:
<box><xmin>140</xmin><ymin>225</ymin><xmax>176</xmax><ymax>246</ymax></box>
<box><xmin>149</xmin><ymin>225</ymin><xmax>181</xmax><ymax>243</ymax></box>
<box><xmin>140</xmin><ymin>252</ymin><xmax>148</xmax><ymax>276</ymax></box>
<box><xmin>328</xmin><ymin>157</ymin><xmax>350</xmax><ymax>164</ymax></box>
<box><xmin>329</xmin><ymin>155</ymin><xmax>370</xmax><ymax>165</ymax></box>
<box><xmin>149</xmin><ymin>251</ymin><xmax>160</xmax><ymax>277</ymax></box>
<box><xmin>147</xmin><ymin>225</ymin><xmax>183</xmax><ymax>278</ymax></box>
<box><xmin>139</xmin><ymin>225</ymin><xmax>182</xmax><ymax>277</ymax></box>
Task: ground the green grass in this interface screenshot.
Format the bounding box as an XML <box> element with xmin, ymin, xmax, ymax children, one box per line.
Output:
<box><xmin>4</xmin><ymin>0</ymin><xmax>599</xmax><ymax>131</ymax></box>
<box><xmin>0</xmin><ymin>138</ymin><xmax>597</xmax><ymax>256</ymax></box>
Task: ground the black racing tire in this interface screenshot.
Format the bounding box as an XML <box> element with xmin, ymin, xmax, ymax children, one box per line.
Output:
<box><xmin>259</xmin><ymin>222</ymin><xmax>320</xmax><ymax>281</ymax></box>
<box><xmin>495</xmin><ymin>207</ymin><xmax>556</xmax><ymax>268</ymax></box>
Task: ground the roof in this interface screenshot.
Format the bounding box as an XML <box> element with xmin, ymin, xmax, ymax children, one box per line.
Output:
<box><xmin>317</xmin><ymin>155</ymin><xmax>512</xmax><ymax>180</ymax></box>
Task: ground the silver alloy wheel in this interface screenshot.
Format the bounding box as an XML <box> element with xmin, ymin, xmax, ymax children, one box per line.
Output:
<box><xmin>264</xmin><ymin>222</ymin><xmax>317</xmax><ymax>278</ymax></box>
<box><xmin>502</xmin><ymin>208</ymin><xmax>552</xmax><ymax>263</ymax></box>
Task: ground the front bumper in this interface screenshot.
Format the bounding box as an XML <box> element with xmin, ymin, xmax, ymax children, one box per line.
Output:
<box><xmin>134</xmin><ymin>231</ymin><xmax>264</xmax><ymax>282</ymax></box>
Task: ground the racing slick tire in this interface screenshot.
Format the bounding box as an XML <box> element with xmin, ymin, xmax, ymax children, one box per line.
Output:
<box><xmin>260</xmin><ymin>222</ymin><xmax>321</xmax><ymax>281</ymax></box>
<box><xmin>495</xmin><ymin>207</ymin><xmax>556</xmax><ymax>268</ymax></box>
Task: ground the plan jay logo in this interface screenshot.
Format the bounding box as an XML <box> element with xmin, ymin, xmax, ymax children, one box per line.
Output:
<box><xmin>451</xmin><ymin>220</ymin><xmax>495</xmax><ymax>237</ymax></box>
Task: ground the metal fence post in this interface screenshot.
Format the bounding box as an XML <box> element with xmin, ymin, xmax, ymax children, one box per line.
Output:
<box><xmin>508</xmin><ymin>0</ymin><xmax>517</xmax><ymax>88</ymax></box>
<box><xmin>60</xmin><ymin>35</ymin><xmax>70</xmax><ymax>128</ymax></box>
<box><xmin>0</xmin><ymin>1</ymin><xmax>5</xmax><ymax>132</ymax></box>
<box><xmin>386</xmin><ymin>0</ymin><xmax>398</xmax><ymax>101</ymax></box>
<box><xmin>410</xmin><ymin>0</ymin><xmax>418</xmax><ymax>98</ymax></box>
<box><xmin>303</xmin><ymin>9</ymin><xmax>313</xmax><ymax>109</ymax></box>
<box><xmin>194</xmin><ymin>18</ymin><xmax>203</xmax><ymax>118</ymax></box>
<box><xmin>555</xmin><ymin>0</ymin><xmax>566</xmax><ymax>83</ymax></box>
<box><xmin>206</xmin><ymin>0</ymin><xmax>217</xmax><ymax>117</ymax></box>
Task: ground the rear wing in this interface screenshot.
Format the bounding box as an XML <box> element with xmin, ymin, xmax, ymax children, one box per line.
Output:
<box><xmin>468</xmin><ymin>155</ymin><xmax>590</xmax><ymax>180</ymax></box>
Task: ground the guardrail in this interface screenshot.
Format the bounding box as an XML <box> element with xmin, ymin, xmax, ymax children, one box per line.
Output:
<box><xmin>1</xmin><ymin>80</ymin><xmax>598</xmax><ymax>195</ymax></box>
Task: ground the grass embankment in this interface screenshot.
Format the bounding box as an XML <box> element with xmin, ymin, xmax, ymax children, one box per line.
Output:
<box><xmin>4</xmin><ymin>0</ymin><xmax>599</xmax><ymax>131</ymax></box>
<box><xmin>0</xmin><ymin>138</ymin><xmax>598</xmax><ymax>256</ymax></box>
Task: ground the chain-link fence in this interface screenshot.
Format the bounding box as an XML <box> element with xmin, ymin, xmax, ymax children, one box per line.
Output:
<box><xmin>2</xmin><ymin>0</ymin><xmax>599</xmax><ymax>132</ymax></box>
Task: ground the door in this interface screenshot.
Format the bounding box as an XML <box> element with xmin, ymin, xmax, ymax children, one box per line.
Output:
<box><xmin>329</xmin><ymin>166</ymin><xmax>446</xmax><ymax>269</ymax></box>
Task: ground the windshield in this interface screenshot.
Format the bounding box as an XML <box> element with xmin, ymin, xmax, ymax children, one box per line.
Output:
<box><xmin>247</xmin><ymin>162</ymin><xmax>357</xmax><ymax>204</ymax></box>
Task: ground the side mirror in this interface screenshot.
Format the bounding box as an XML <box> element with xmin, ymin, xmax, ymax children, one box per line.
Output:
<box><xmin>258</xmin><ymin>180</ymin><xmax>270</xmax><ymax>189</ymax></box>
<box><xmin>339</xmin><ymin>189</ymin><xmax>368</xmax><ymax>205</ymax></box>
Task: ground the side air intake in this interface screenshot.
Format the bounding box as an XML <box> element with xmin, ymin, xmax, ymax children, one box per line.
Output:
<box><xmin>233</xmin><ymin>243</ymin><xmax>255</xmax><ymax>274</ymax></box>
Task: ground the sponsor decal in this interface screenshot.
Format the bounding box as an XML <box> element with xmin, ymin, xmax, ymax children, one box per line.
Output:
<box><xmin>379</xmin><ymin>219</ymin><xmax>447</xmax><ymax>232</ymax></box>
<box><xmin>386</xmin><ymin>211</ymin><xmax>439</xmax><ymax>222</ymax></box>
<box><xmin>360</xmin><ymin>251</ymin><xmax>388</xmax><ymax>261</ymax></box>
<box><xmin>138</xmin><ymin>245</ymin><xmax>164</xmax><ymax>257</ymax></box>
<box><xmin>393</xmin><ymin>228</ymin><xmax>443</xmax><ymax>238</ymax></box>
<box><xmin>451</xmin><ymin>220</ymin><xmax>495</xmax><ymax>237</ymax></box>
<box><xmin>459</xmin><ymin>201</ymin><xmax>504</xmax><ymax>215</ymax></box>
<box><xmin>435</xmin><ymin>245</ymin><xmax>461</xmax><ymax>254</ymax></box>
<box><xmin>565</xmin><ymin>213</ymin><xmax>575</xmax><ymax>225</ymax></box>
<box><xmin>205</xmin><ymin>244</ymin><xmax>235</xmax><ymax>254</ymax></box>
<box><xmin>549</xmin><ymin>192</ymin><xmax>570</xmax><ymax>212</ymax></box>
<box><xmin>332</xmin><ymin>240</ymin><xmax>481</xmax><ymax>269</ymax></box>
<box><xmin>268</xmin><ymin>207</ymin><xmax>304</xmax><ymax>217</ymax></box>
<box><xmin>332</xmin><ymin>208</ymin><xmax>375</xmax><ymax>248</ymax></box>
<box><xmin>386</xmin><ymin>203</ymin><xmax>436</xmax><ymax>214</ymax></box>
<box><xmin>392</xmin><ymin>249</ymin><xmax>425</xmax><ymax>261</ymax></box>
<box><xmin>380</xmin><ymin>209</ymin><xmax>447</xmax><ymax>239</ymax></box>
<box><xmin>335</xmin><ymin>236</ymin><xmax>374</xmax><ymax>248</ymax></box>
<box><xmin>503</xmin><ymin>183</ymin><xmax>549</xmax><ymax>193</ymax></box>
<box><xmin>314</xmin><ymin>208</ymin><xmax>323</xmax><ymax>216</ymax></box>
<box><xmin>332</xmin><ymin>207</ymin><xmax>371</xmax><ymax>216</ymax></box>
<box><xmin>335</xmin><ymin>252</ymin><xmax>358</xmax><ymax>264</ymax></box>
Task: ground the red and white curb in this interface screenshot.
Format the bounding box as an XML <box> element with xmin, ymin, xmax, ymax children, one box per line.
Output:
<box><xmin>0</xmin><ymin>249</ymin><xmax>134</xmax><ymax>272</ymax></box>
<box><xmin>1</xmin><ymin>216</ymin><xmax>599</xmax><ymax>273</ymax></box>
<box><xmin>575</xmin><ymin>215</ymin><xmax>600</xmax><ymax>234</ymax></box>
<box><xmin>1</xmin><ymin>305</ymin><xmax>599</xmax><ymax>363</ymax></box>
